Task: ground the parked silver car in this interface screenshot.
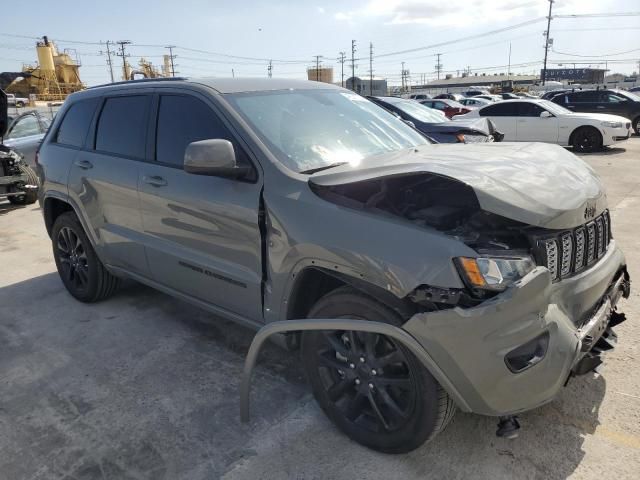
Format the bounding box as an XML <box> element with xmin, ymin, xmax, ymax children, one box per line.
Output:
<box><xmin>37</xmin><ymin>78</ymin><xmax>630</xmax><ymax>453</ymax></box>
<box><xmin>4</xmin><ymin>111</ymin><xmax>50</xmax><ymax>166</ymax></box>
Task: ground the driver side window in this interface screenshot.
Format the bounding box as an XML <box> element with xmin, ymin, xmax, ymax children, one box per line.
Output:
<box><xmin>8</xmin><ymin>115</ymin><xmax>41</xmax><ymax>139</ymax></box>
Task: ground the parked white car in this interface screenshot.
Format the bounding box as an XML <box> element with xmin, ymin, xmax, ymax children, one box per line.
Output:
<box><xmin>457</xmin><ymin>99</ymin><xmax>632</xmax><ymax>152</ymax></box>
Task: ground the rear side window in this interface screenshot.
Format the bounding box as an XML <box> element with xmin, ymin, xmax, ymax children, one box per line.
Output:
<box><xmin>95</xmin><ymin>95</ymin><xmax>149</xmax><ymax>158</ymax></box>
<box><xmin>155</xmin><ymin>95</ymin><xmax>246</xmax><ymax>167</ymax></box>
<box><xmin>517</xmin><ymin>102</ymin><xmax>545</xmax><ymax>117</ymax></box>
<box><xmin>55</xmin><ymin>98</ymin><xmax>99</xmax><ymax>147</ymax></box>
<box><xmin>567</xmin><ymin>91</ymin><xmax>599</xmax><ymax>103</ymax></box>
<box><xmin>479</xmin><ymin>103</ymin><xmax>518</xmax><ymax>116</ymax></box>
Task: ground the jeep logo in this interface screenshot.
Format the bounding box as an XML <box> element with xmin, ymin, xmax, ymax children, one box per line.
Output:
<box><xmin>584</xmin><ymin>204</ymin><xmax>597</xmax><ymax>220</ymax></box>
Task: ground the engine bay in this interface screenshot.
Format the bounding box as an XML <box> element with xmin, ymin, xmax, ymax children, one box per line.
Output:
<box><xmin>311</xmin><ymin>172</ymin><xmax>532</xmax><ymax>252</ymax></box>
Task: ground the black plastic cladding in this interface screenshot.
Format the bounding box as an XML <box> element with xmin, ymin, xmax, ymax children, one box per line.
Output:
<box><xmin>530</xmin><ymin>210</ymin><xmax>612</xmax><ymax>282</ymax></box>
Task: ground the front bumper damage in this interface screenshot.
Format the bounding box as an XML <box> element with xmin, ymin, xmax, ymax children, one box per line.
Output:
<box><xmin>240</xmin><ymin>243</ymin><xmax>630</xmax><ymax>421</ymax></box>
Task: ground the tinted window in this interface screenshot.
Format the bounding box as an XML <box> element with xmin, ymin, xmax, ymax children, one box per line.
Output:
<box><xmin>567</xmin><ymin>91</ymin><xmax>599</xmax><ymax>103</ymax></box>
<box><xmin>9</xmin><ymin>115</ymin><xmax>41</xmax><ymax>139</ymax></box>
<box><xmin>602</xmin><ymin>93</ymin><xmax>625</xmax><ymax>103</ymax></box>
<box><xmin>479</xmin><ymin>103</ymin><xmax>518</xmax><ymax>116</ymax></box>
<box><xmin>95</xmin><ymin>96</ymin><xmax>149</xmax><ymax>158</ymax></box>
<box><xmin>156</xmin><ymin>95</ymin><xmax>245</xmax><ymax>167</ymax></box>
<box><xmin>517</xmin><ymin>102</ymin><xmax>546</xmax><ymax>117</ymax></box>
<box><xmin>55</xmin><ymin>98</ymin><xmax>99</xmax><ymax>147</ymax></box>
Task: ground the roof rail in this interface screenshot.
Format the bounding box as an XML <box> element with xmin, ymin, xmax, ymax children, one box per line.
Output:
<box><xmin>88</xmin><ymin>77</ymin><xmax>188</xmax><ymax>89</ymax></box>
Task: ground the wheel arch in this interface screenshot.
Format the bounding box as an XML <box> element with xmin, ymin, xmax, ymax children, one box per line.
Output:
<box><xmin>285</xmin><ymin>266</ymin><xmax>416</xmax><ymax>322</ymax></box>
<box><xmin>42</xmin><ymin>193</ymin><xmax>98</xmax><ymax>248</ymax></box>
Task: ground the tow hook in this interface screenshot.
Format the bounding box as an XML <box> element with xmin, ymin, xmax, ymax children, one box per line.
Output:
<box><xmin>496</xmin><ymin>416</ymin><xmax>520</xmax><ymax>439</ymax></box>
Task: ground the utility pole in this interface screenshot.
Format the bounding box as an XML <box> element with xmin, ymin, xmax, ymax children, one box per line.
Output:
<box><xmin>99</xmin><ymin>40</ymin><xmax>116</xmax><ymax>83</ymax></box>
<box><xmin>508</xmin><ymin>42</ymin><xmax>512</xmax><ymax>79</ymax></box>
<box><xmin>435</xmin><ymin>53</ymin><xmax>443</xmax><ymax>80</ymax></box>
<box><xmin>369</xmin><ymin>42</ymin><xmax>374</xmax><ymax>95</ymax></box>
<box><xmin>542</xmin><ymin>0</ymin><xmax>554</xmax><ymax>85</ymax></box>
<box><xmin>337</xmin><ymin>51</ymin><xmax>346</xmax><ymax>87</ymax></box>
<box><xmin>313</xmin><ymin>55</ymin><xmax>323</xmax><ymax>81</ymax></box>
<box><xmin>267</xmin><ymin>60</ymin><xmax>272</xmax><ymax>78</ymax></box>
<box><xmin>350</xmin><ymin>40</ymin><xmax>357</xmax><ymax>91</ymax></box>
<box><xmin>165</xmin><ymin>45</ymin><xmax>177</xmax><ymax>76</ymax></box>
<box><xmin>115</xmin><ymin>40</ymin><xmax>131</xmax><ymax>81</ymax></box>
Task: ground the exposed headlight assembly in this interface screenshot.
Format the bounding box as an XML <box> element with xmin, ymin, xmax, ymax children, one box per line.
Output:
<box><xmin>455</xmin><ymin>133</ymin><xmax>490</xmax><ymax>143</ymax></box>
<box><xmin>455</xmin><ymin>255</ymin><xmax>536</xmax><ymax>292</ymax></box>
<box><xmin>601</xmin><ymin>121</ymin><xmax>623</xmax><ymax>128</ymax></box>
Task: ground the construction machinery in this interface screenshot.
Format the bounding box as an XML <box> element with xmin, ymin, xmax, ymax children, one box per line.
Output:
<box><xmin>5</xmin><ymin>36</ymin><xmax>84</xmax><ymax>102</ymax></box>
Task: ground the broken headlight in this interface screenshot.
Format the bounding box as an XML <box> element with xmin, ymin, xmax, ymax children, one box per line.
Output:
<box><xmin>455</xmin><ymin>255</ymin><xmax>536</xmax><ymax>292</ymax></box>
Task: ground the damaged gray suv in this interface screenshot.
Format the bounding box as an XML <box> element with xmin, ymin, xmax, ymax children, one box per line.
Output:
<box><xmin>38</xmin><ymin>78</ymin><xmax>630</xmax><ymax>453</ymax></box>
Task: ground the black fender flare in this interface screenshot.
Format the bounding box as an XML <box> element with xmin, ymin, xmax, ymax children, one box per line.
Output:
<box><xmin>240</xmin><ymin>318</ymin><xmax>471</xmax><ymax>422</ymax></box>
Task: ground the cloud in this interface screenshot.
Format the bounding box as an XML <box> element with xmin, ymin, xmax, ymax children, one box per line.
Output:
<box><xmin>334</xmin><ymin>0</ymin><xmax>603</xmax><ymax>27</ymax></box>
<box><xmin>316</xmin><ymin>6</ymin><xmax>325</xmax><ymax>14</ymax></box>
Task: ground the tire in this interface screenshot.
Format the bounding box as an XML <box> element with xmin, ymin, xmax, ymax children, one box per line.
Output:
<box><xmin>51</xmin><ymin>212</ymin><xmax>120</xmax><ymax>302</ymax></box>
<box><xmin>633</xmin><ymin>117</ymin><xmax>640</xmax><ymax>136</ymax></box>
<box><xmin>572</xmin><ymin>126</ymin><xmax>603</xmax><ymax>153</ymax></box>
<box><xmin>16</xmin><ymin>101</ymin><xmax>25</xmax><ymax>108</ymax></box>
<box><xmin>301</xmin><ymin>286</ymin><xmax>455</xmax><ymax>453</ymax></box>
<box><xmin>8</xmin><ymin>164</ymin><xmax>39</xmax><ymax>205</ymax></box>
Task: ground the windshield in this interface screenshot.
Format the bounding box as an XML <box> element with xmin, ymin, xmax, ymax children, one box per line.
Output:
<box><xmin>539</xmin><ymin>99</ymin><xmax>572</xmax><ymax>115</ymax></box>
<box><xmin>391</xmin><ymin>99</ymin><xmax>449</xmax><ymax>123</ymax></box>
<box><xmin>226</xmin><ymin>90</ymin><xmax>428</xmax><ymax>173</ymax></box>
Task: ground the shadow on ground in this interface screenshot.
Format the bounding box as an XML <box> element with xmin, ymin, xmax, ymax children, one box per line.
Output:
<box><xmin>0</xmin><ymin>272</ymin><xmax>607</xmax><ymax>480</ymax></box>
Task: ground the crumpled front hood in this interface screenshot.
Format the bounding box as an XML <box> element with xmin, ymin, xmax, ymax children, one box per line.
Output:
<box><xmin>309</xmin><ymin>142</ymin><xmax>606</xmax><ymax>229</ymax></box>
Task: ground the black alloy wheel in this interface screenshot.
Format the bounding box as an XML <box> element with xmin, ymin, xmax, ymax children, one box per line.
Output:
<box><xmin>573</xmin><ymin>127</ymin><xmax>603</xmax><ymax>153</ymax></box>
<box><xmin>57</xmin><ymin>226</ymin><xmax>90</xmax><ymax>293</ymax></box>
<box><xmin>315</xmin><ymin>327</ymin><xmax>417</xmax><ymax>434</ymax></box>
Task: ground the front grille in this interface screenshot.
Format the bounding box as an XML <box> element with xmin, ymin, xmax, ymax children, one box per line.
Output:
<box><xmin>532</xmin><ymin>210</ymin><xmax>611</xmax><ymax>282</ymax></box>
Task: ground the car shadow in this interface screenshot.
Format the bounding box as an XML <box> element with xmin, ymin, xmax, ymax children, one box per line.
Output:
<box><xmin>0</xmin><ymin>199</ymin><xmax>39</xmax><ymax>216</ymax></box>
<box><xmin>0</xmin><ymin>272</ymin><xmax>606</xmax><ymax>480</ymax></box>
<box><xmin>575</xmin><ymin>146</ymin><xmax>627</xmax><ymax>157</ymax></box>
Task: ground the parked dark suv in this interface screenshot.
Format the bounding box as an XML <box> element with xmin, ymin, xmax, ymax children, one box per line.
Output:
<box><xmin>37</xmin><ymin>78</ymin><xmax>630</xmax><ymax>453</ymax></box>
<box><xmin>550</xmin><ymin>89</ymin><xmax>640</xmax><ymax>134</ymax></box>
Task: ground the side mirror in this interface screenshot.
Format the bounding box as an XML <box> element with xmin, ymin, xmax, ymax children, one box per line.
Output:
<box><xmin>540</xmin><ymin>111</ymin><xmax>553</xmax><ymax>118</ymax></box>
<box><xmin>184</xmin><ymin>139</ymin><xmax>249</xmax><ymax>178</ymax></box>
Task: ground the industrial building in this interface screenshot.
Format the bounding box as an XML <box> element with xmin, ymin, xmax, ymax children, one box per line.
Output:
<box><xmin>307</xmin><ymin>67</ymin><xmax>334</xmax><ymax>84</ymax></box>
<box><xmin>345</xmin><ymin>76</ymin><xmax>388</xmax><ymax>96</ymax></box>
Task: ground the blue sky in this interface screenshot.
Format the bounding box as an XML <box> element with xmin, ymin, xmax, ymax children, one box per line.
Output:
<box><xmin>1</xmin><ymin>0</ymin><xmax>638</xmax><ymax>86</ymax></box>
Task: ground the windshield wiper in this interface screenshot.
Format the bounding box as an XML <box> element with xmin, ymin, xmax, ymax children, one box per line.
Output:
<box><xmin>299</xmin><ymin>162</ymin><xmax>349</xmax><ymax>174</ymax></box>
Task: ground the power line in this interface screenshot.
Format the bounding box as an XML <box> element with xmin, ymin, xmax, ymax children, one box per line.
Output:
<box><xmin>552</xmin><ymin>47</ymin><xmax>640</xmax><ymax>58</ymax></box>
<box><xmin>542</xmin><ymin>0</ymin><xmax>554</xmax><ymax>85</ymax></box>
<box><xmin>165</xmin><ymin>45</ymin><xmax>177</xmax><ymax>76</ymax></box>
<box><xmin>115</xmin><ymin>40</ymin><xmax>131</xmax><ymax>81</ymax></box>
<box><xmin>337</xmin><ymin>51</ymin><xmax>346</xmax><ymax>87</ymax></box>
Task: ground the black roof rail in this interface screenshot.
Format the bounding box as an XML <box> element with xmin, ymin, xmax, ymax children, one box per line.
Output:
<box><xmin>88</xmin><ymin>77</ymin><xmax>188</xmax><ymax>89</ymax></box>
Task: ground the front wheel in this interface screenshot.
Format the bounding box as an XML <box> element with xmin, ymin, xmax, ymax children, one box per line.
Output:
<box><xmin>8</xmin><ymin>164</ymin><xmax>39</xmax><ymax>205</ymax></box>
<box><xmin>572</xmin><ymin>126</ymin><xmax>603</xmax><ymax>153</ymax></box>
<box><xmin>633</xmin><ymin>117</ymin><xmax>640</xmax><ymax>135</ymax></box>
<box><xmin>301</xmin><ymin>287</ymin><xmax>455</xmax><ymax>453</ymax></box>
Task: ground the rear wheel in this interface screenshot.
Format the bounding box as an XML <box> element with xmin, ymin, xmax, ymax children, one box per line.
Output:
<box><xmin>301</xmin><ymin>287</ymin><xmax>455</xmax><ymax>453</ymax></box>
<box><xmin>52</xmin><ymin>212</ymin><xmax>120</xmax><ymax>302</ymax></box>
<box><xmin>633</xmin><ymin>117</ymin><xmax>640</xmax><ymax>135</ymax></box>
<box><xmin>572</xmin><ymin>126</ymin><xmax>603</xmax><ymax>153</ymax></box>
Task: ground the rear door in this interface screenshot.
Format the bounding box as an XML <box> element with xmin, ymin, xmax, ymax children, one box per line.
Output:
<box><xmin>67</xmin><ymin>92</ymin><xmax>151</xmax><ymax>275</ymax></box>
<box><xmin>137</xmin><ymin>90</ymin><xmax>264</xmax><ymax>322</ymax></box>
<box><xmin>597</xmin><ymin>91</ymin><xmax>629</xmax><ymax>116</ymax></box>
<box><xmin>514</xmin><ymin>102</ymin><xmax>559</xmax><ymax>143</ymax></box>
<box><xmin>478</xmin><ymin>102</ymin><xmax>518</xmax><ymax>140</ymax></box>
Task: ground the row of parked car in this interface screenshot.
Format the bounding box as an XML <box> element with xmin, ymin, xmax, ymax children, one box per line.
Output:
<box><xmin>385</xmin><ymin>87</ymin><xmax>639</xmax><ymax>152</ymax></box>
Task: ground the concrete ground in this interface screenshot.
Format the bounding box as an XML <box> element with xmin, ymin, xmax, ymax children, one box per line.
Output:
<box><xmin>1</xmin><ymin>138</ymin><xmax>640</xmax><ymax>480</ymax></box>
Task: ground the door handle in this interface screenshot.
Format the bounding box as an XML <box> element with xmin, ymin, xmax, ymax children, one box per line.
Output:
<box><xmin>142</xmin><ymin>175</ymin><xmax>168</xmax><ymax>187</ymax></box>
<box><xmin>596</xmin><ymin>106</ymin><xmax>606</xmax><ymax>109</ymax></box>
<box><xmin>73</xmin><ymin>159</ymin><xmax>93</xmax><ymax>169</ymax></box>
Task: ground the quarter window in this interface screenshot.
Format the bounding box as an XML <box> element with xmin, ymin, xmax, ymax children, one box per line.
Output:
<box><xmin>95</xmin><ymin>95</ymin><xmax>149</xmax><ymax>158</ymax></box>
<box><xmin>55</xmin><ymin>98</ymin><xmax>100</xmax><ymax>147</ymax></box>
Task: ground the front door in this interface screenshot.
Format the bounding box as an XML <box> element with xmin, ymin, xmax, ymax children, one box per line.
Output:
<box><xmin>514</xmin><ymin>102</ymin><xmax>559</xmax><ymax>143</ymax></box>
<box><xmin>478</xmin><ymin>102</ymin><xmax>519</xmax><ymax>140</ymax></box>
<box><xmin>138</xmin><ymin>92</ymin><xmax>263</xmax><ymax>322</ymax></box>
